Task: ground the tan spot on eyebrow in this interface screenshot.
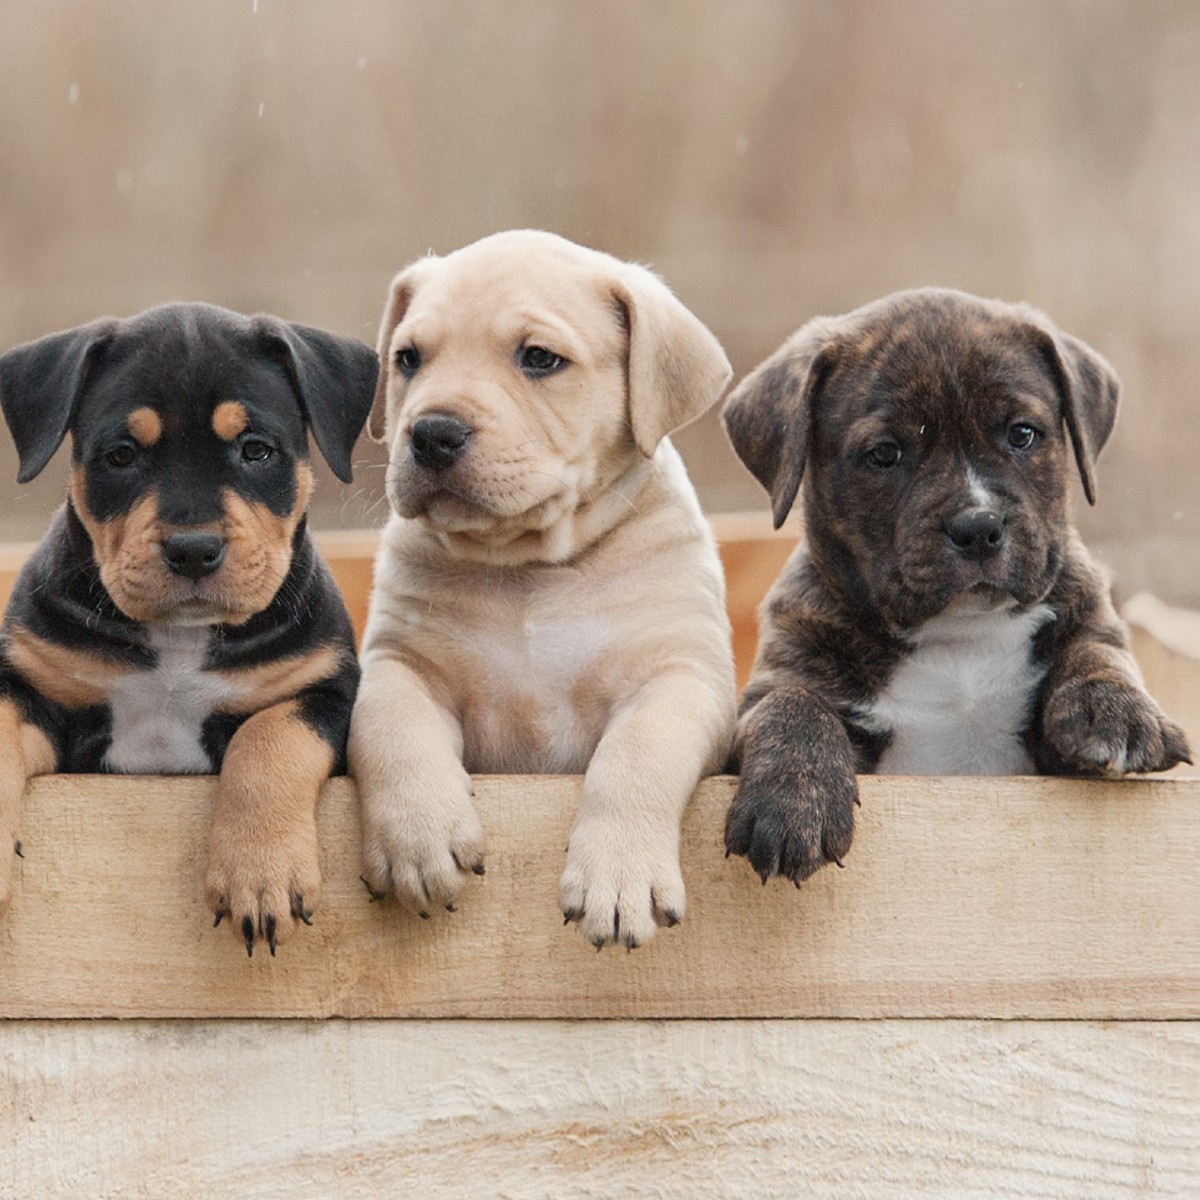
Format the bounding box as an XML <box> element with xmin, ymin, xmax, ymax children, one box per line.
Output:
<box><xmin>127</xmin><ymin>406</ymin><xmax>162</xmax><ymax>447</ymax></box>
<box><xmin>212</xmin><ymin>401</ymin><xmax>249</xmax><ymax>442</ymax></box>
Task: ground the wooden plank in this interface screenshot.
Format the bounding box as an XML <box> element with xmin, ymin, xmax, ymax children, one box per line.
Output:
<box><xmin>2</xmin><ymin>1019</ymin><xmax>1197</xmax><ymax>1199</ymax></box>
<box><xmin>1</xmin><ymin>773</ymin><xmax>1196</xmax><ymax>1019</ymax></box>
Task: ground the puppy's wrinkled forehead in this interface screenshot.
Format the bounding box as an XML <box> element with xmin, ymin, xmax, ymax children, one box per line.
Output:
<box><xmin>70</xmin><ymin>312</ymin><xmax>311</xmax><ymax>525</ymax></box>
<box><xmin>396</xmin><ymin>240</ymin><xmax>624</xmax><ymax>367</ymax></box>
<box><xmin>831</xmin><ymin>293</ymin><xmax>1055</xmax><ymax>427</ymax></box>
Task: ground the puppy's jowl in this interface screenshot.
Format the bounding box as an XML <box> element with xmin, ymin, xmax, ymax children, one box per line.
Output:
<box><xmin>722</xmin><ymin>288</ymin><xmax>1191</xmax><ymax>885</ymax></box>
<box><xmin>0</xmin><ymin>303</ymin><xmax>376</xmax><ymax>952</ymax></box>
<box><xmin>350</xmin><ymin>229</ymin><xmax>736</xmax><ymax>949</ymax></box>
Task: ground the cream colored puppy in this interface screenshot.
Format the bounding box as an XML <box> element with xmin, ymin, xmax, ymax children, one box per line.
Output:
<box><xmin>349</xmin><ymin>230</ymin><xmax>735</xmax><ymax>949</ymax></box>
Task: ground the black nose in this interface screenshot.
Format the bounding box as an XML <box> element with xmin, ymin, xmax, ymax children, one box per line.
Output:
<box><xmin>162</xmin><ymin>531</ymin><xmax>226</xmax><ymax>580</ymax></box>
<box><xmin>945</xmin><ymin>508</ymin><xmax>1007</xmax><ymax>561</ymax></box>
<box><xmin>410</xmin><ymin>414</ymin><xmax>472</xmax><ymax>472</ymax></box>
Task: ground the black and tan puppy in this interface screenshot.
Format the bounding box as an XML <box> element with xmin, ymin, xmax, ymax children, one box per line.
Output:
<box><xmin>722</xmin><ymin>287</ymin><xmax>1191</xmax><ymax>885</ymax></box>
<box><xmin>0</xmin><ymin>303</ymin><xmax>376</xmax><ymax>952</ymax></box>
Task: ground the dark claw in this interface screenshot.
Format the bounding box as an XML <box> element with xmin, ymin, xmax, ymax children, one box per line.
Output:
<box><xmin>472</xmin><ymin>862</ymin><xmax>486</xmax><ymax>876</ymax></box>
<box><xmin>613</xmin><ymin>906</ymin><xmax>620</xmax><ymax>940</ymax></box>
<box><xmin>13</xmin><ymin>840</ymin><xmax>23</xmax><ymax>859</ymax></box>
<box><xmin>213</xmin><ymin>910</ymin><xmax>225</xmax><ymax>928</ymax></box>
<box><xmin>242</xmin><ymin>916</ymin><xmax>255</xmax><ymax>957</ymax></box>
<box><xmin>418</xmin><ymin>911</ymin><xmax>430</xmax><ymax>920</ymax></box>
<box><xmin>663</xmin><ymin>909</ymin><xmax>681</xmax><ymax>928</ymax></box>
<box><xmin>292</xmin><ymin>894</ymin><xmax>314</xmax><ymax>925</ymax></box>
<box><xmin>831</xmin><ymin>856</ymin><xmax>845</xmax><ymax>869</ymax></box>
<box><xmin>593</xmin><ymin>937</ymin><xmax>605</xmax><ymax>952</ymax></box>
<box><xmin>445</xmin><ymin>903</ymin><xmax>457</xmax><ymax>913</ymax></box>
<box><xmin>360</xmin><ymin>875</ymin><xmax>386</xmax><ymax>903</ymax></box>
<box><xmin>266</xmin><ymin>914</ymin><xmax>277</xmax><ymax>957</ymax></box>
<box><xmin>563</xmin><ymin>908</ymin><xmax>579</xmax><ymax>926</ymax></box>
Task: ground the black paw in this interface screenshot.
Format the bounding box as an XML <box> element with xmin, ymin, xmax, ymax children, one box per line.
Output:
<box><xmin>1044</xmin><ymin>677</ymin><xmax>1192</xmax><ymax>776</ymax></box>
<box><xmin>725</xmin><ymin>759</ymin><xmax>857</xmax><ymax>885</ymax></box>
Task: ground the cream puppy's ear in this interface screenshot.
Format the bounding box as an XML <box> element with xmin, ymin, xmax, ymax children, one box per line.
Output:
<box><xmin>368</xmin><ymin>258</ymin><xmax>436</xmax><ymax>444</ymax></box>
<box><xmin>612</xmin><ymin>265</ymin><xmax>732</xmax><ymax>457</ymax></box>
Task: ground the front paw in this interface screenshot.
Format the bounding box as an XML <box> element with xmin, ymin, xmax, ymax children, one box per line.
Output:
<box><xmin>725</xmin><ymin>757</ymin><xmax>857</xmax><ymax>886</ymax></box>
<box><xmin>560</xmin><ymin>819</ymin><xmax>685</xmax><ymax>950</ymax></box>
<box><xmin>1043</xmin><ymin>677</ymin><xmax>1192</xmax><ymax>775</ymax></box>
<box><xmin>360</xmin><ymin>781</ymin><xmax>485</xmax><ymax>918</ymax></box>
<box><xmin>205</xmin><ymin>817</ymin><xmax>322</xmax><ymax>957</ymax></box>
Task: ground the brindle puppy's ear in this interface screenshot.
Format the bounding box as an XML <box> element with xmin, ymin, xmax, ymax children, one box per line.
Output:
<box><xmin>253</xmin><ymin>318</ymin><xmax>378</xmax><ymax>484</ymax></box>
<box><xmin>610</xmin><ymin>264</ymin><xmax>732</xmax><ymax>458</ymax></box>
<box><xmin>1024</xmin><ymin>317</ymin><xmax>1120</xmax><ymax>506</ymax></box>
<box><xmin>721</xmin><ymin>323</ymin><xmax>839</xmax><ymax>529</ymax></box>
<box><xmin>0</xmin><ymin>320</ymin><xmax>117</xmax><ymax>483</ymax></box>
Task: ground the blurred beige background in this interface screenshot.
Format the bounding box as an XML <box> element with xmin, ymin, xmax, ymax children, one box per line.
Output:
<box><xmin>1</xmin><ymin>0</ymin><xmax>1197</xmax><ymax>604</ymax></box>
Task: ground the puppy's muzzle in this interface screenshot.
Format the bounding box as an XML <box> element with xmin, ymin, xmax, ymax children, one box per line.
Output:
<box><xmin>945</xmin><ymin>507</ymin><xmax>1007</xmax><ymax>562</ymax></box>
<box><xmin>162</xmin><ymin>530</ymin><xmax>227</xmax><ymax>580</ymax></box>
<box><xmin>411</xmin><ymin>414</ymin><xmax>472</xmax><ymax>473</ymax></box>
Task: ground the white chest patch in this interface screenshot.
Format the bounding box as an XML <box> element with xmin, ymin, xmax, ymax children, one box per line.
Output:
<box><xmin>103</xmin><ymin>626</ymin><xmax>246</xmax><ymax>774</ymax></box>
<box><xmin>861</xmin><ymin>599</ymin><xmax>1055</xmax><ymax>776</ymax></box>
<box><xmin>461</xmin><ymin>614</ymin><xmax>613</xmax><ymax>773</ymax></box>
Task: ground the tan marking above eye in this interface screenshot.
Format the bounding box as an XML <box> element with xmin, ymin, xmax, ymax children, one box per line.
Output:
<box><xmin>127</xmin><ymin>407</ymin><xmax>162</xmax><ymax>447</ymax></box>
<box><xmin>212</xmin><ymin>401</ymin><xmax>250</xmax><ymax>442</ymax></box>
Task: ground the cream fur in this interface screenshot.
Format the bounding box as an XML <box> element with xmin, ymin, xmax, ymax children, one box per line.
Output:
<box><xmin>350</xmin><ymin>230</ymin><xmax>735</xmax><ymax>949</ymax></box>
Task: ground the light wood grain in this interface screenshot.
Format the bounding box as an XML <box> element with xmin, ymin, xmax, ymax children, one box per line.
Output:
<box><xmin>0</xmin><ymin>773</ymin><xmax>1196</xmax><ymax>1019</ymax></box>
<box><xmin>1</xmin><ymin>1019</ymin><xmax>1197</xmax><ymax>1199</ymax></box>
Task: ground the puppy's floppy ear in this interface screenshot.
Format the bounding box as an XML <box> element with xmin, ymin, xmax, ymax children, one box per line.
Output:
<box><xmin>1025</xmin><ymin>317</ymin><xmax>1119</xmax><ymax>506</ymax></box>
<box><xmin>611</xmin><ymin>265</ymin><xmax>732</xmax><ymax>457</ymax></box>
<box><xmin>253</xmin><ymin>318</ymin><xmax>378</xmax><ymax>484</ymax></box>
<box><xmin>722</xmin><ymin>323</ymin><xmax>839</xmax><ymax>529</ymax></box>
<box><xmin>368</xmin><ymin>261</ymin><xmax>432</xmax><ymax>444</ymax></box>
<box><xmin>0</xmin><ymin>319</ymin><xmax>117</xmax><ymax>483</ymax></box>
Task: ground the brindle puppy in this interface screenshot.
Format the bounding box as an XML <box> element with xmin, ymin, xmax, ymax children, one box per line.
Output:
<box><xmin>722</xmin><ymin>288</ymin><xmax>1191</xmax><ymax>885</ymax></box>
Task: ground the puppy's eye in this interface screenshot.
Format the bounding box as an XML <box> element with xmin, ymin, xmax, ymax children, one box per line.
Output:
<box><xmin>241</xmin><ymin>439</ymin><xmax>273</xmax><ymax>463</ymax></box>
<box><xmin>518</xmin><ymin>345</ymin><xmax>566</xmax><ymax>377</ymax></box>
<box><xmin>105</xmin><ymin>444</ymin><xmax>137</xmax><ymax>469</ymax></box>
<box><xmin>1007</xmin><ymin>422</ymin><xmax>1040</xmax><ymax>451</ymax></box>
<box><xmin>395</xmin><ymin>346</ymin><xmax>421</xmax><ymax>376</ymax></box>
<box><xmin>866</xmin><ymin>441</ymin><xmax>902</xmax><ymax>469</ymax></box>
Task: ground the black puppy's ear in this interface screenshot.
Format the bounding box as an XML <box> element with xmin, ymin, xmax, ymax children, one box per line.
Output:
<box><xmin>1024</xmin><ymin>316</ymin><xmax>1119</xmax><ymax>506</ymax></box>
<box><xmin>0</xmin><ymin>320</ymin><xmax>116</xmax><ymax>483</ymax></box>
<box><xmin>722</xmin><ymin>325</ymin><xmax>839</xmax><ymax>529</ymax></box>
<box><xmin>253</xmin><ymin>318</ymin><xmax>378</xmax><ymax>483</ymax></box>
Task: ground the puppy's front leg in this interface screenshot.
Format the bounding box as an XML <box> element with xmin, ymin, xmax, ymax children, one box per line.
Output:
<box><xmin>560</xmin><ymin>672</ymin><xmax>731</xmax><ymax>950</ymax></box>
<box><xmin>1039</xmin><ymin>633</ymin><xmax>1191</xmax><ymax>776</ymax></box>
<box><xmin>348</xmin><ymin>656</ymin><xmax>484</xmax><ymax>918</ymax></box>
<box><xmin>0</xmin><ymin>697</ymin><xmax>56</xmax><ymax>918</ymax></box>
<box><xmin>724</xmin><ymin>684</ymin><xmax>858</xmax><ymax>886</ymax></box>
<box><xmin>205</xmin><ymin>698</ymin><xmax>334</xmax><ymax>955</ymax></box>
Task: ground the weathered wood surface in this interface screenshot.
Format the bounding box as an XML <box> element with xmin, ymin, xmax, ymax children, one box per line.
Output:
<box><xmin>2</xmin><ymin>1019</ymin><xmax>1197</xmax><ymax>1199</ymax></box>
<box><xmin>1</xmin><ymin>773</ymin><xmax>1196</xmax><ymax>1019</ymax></box>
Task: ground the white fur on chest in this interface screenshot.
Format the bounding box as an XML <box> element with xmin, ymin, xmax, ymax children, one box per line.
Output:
<box><xmin>460</xmin><ymin>613</ymin><xmax>614</xmax><ymax>773</ymax></box>
<box><xmin>861</xmin><ymin>599</ymin><xmax>1054</xmax><ymax>775</ymax></box>
<box><xmin>104</xmin><ymin>626</ymin><xmax>245</xmax><ymax>774</ymax></box>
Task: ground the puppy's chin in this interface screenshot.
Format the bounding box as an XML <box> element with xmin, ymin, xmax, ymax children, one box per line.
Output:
<box><xmin>388</xmin><ymin>467</ymin><xmax>577</xmax><ymax>536</ymax></box>
<box><xmin>101</xmin><ymin>568</ymin><xmax>284</xmax><ymax>628</ymax></box>
<box><xmin>881</xmin><ymin>564</ymin><xmax>1055</xmax><ymax>632</ymax></box>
